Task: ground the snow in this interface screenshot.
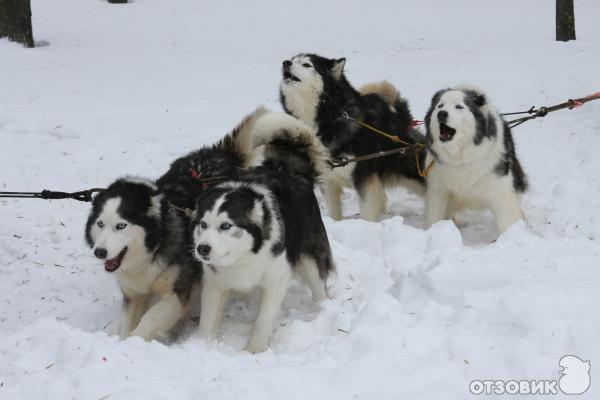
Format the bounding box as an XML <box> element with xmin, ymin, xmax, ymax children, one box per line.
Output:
<box><xmin>1</xmin><ymin>0</ymin><xmax>600</xmax><ymax>399</ymax></box>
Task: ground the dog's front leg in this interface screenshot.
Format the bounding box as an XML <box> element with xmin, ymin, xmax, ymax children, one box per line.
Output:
<box><xmin>490</xmin><ymin>190</ymin><xmax>525</xmax><ymax>234</ymax></box>
<box><xmin>358</xmin><ymin>175</ymin><xmax>386</xmax><ymax>222</ymax></box>
<box><xmin>322</xmin><ymin>180</ymin><xmax>343</xmax><ymax>221</ymax></box>
<box><xmin>129</xmin><ymin>292</ymin><xmax>187</xmax><ymax>341</ymax></box>
<box><xmin>198</xmin><ymin>279</ymin><xmax>229</xmax><ymax>340</ymax></box>
<box><xmin>246</xmin><ymin>271</ymin><xmax>291</xmax><ymax>353</ymax></box>
<box><xmin>425</xmin><ymin>185</ymin><xmax>449</xmax><ymax>229</ymax></box>
<box><xmin>120</xmin><ymin>295</ymin><xmax>151</xmax><ymax>339</ymax></box>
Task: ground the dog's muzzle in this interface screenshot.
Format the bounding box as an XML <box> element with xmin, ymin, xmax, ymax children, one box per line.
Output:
<box><xmin>282</xmin><ymin>61</ymin><xmax>300</xmax><ymax>83</ymax></box>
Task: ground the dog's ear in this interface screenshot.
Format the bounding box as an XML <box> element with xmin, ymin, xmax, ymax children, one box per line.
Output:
<box><xmin>331</xmin><ymin>58</ymin><xmax>346</xmax><ymax>79</ymax></box>
<box><xmin>430</xmin><ymin>89</ymin><xmax>449</xmax><ymax>108</ymax></box>
<box><xmin>473</xmin><ymin>93</ymin><xmax>486</xmax><ymax>107</ymax></box>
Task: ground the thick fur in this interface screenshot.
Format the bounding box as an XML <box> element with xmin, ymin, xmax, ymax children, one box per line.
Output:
<box><xmin>424</xmin><ymin>85</ymin><xmax>528</xmax><ymax>234</ymax></box>
<box><xmin>85</xmin><ymin>178</ymin><xmax>202</xmax><ymax>341</ymax></box>
<box><xmin>192</xmin><ymin>109</ymin><xmax>334</xmax><ymax>353</ymax></box>
<box><xmin>156</xmin><ymin>107</ymin><xmax>269</xmax><ymax>210</ymax></box>
<box><xmin>279</xmin><ymin>53</ymin><xmax>426</xmax><ymax>221</ymax></box>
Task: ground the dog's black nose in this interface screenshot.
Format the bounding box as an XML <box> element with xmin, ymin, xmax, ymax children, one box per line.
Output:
<box><xmin>94</xmin><ymin>248</ymin><xmax>107</xmax><ymax>259</ymax></box>
<box><xmin>197</xmin><ymin>244</ymin><xmax>211</xmax><ymax>257</ymax></box>
<box><xmin>437</xmin><ymin>110</ymin><xmax>448</xmax><ymax>122</ymax></box>
<box><xmin>282</xmin><ymin>60</ymin><xmax>292</xmax><ymax>67</ymax></box>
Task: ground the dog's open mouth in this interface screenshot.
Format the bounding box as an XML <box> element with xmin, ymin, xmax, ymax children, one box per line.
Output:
<box><xmin>282</xmin><ymin>70</ymin><xmax>301</xmax><ymax>83</ymax></box>
<box><xmin>439</xmin><ymin>123</ymin><xmax>456</xmax><ymax>142</ymax></box>
<box><xmin>105</xmin><ymin>247</ymin><xmax>127</xmax><ymax>272</ymax></box>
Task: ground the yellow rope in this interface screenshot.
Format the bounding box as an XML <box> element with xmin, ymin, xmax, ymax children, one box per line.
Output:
<box><xmin>350</xmin><ymin>115</ymin><xmax>436</xmax><ymax>178</ymax></box>
<box><xmin>415</xmin><ymin>145</ymin><xmax>436</xmax><ymax>178</ymax></box>
<box><xmin>353</xmin><ymin>119</ymin><xmax>413</xmax><ymax>147</ymax></box>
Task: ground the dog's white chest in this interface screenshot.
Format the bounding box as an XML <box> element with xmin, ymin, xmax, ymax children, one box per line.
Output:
<box><xmin>206</xmin><ymin>259</ymin><xmax>265</xmax><ymax>293</ymax></box>
<box><xmin>205</xmin><ymin>251</ymin><xmax>288</xmax><ymax>293</ymax></box>
<box><xmin>117</xmin><ymin>261</ymin><xmax>164</xmax><ymax>298</ymax></box>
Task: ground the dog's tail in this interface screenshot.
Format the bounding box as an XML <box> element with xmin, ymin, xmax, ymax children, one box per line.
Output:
<box><xmin>361</xmin><ymin>81</ymin><xmax>413</xmax><ymax>118</ymax></box>
<box><xmin>217</xmin><ymin>106</ymin><xmax>270</xmax><ymax>166</ymax></box>
<box><xmin>359</xmin><ymin>80</ymin><xmax>403</xmax><ymax>109</ymax></box>
<box><xmin>360</xmin><ymin>80</ymin><xmax>424</xmax><ymax>143</ymax></box>
<box><xmin>251</xmin><ymin>112</ymin><xmax>331</xmax><ymax>184</ymax></box>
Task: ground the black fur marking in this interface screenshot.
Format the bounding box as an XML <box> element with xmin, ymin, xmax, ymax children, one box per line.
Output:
<box><xmin>261</xmin><ymin>202</ymin><xmax>272</xmax><ymax>243</ymax></box>
<box><xmin>218</xmin><ymin>189</ymin><xmax>266</xmax><ymax>254</ymax></box>
<box><xmin>462</xmin><ymin>90</ymin><xmax>497</xmax><ymax>145</ymax></box>
<box><xmin>195</xmin><ymin>187</ymin><xmax>233</xmax><ymax>217</ymax></box>
<box><xmin>280</xmin><ymin>53</ymin><xmax>426</xmax><ymax>191</ymax></box>
<box><xmin>494</xmin><ymin>121</ymin><xmax>529</xmax><ymax>192</ymax></box>
<box><xmin>271</xmin><ymin>240</ymin><xmax>285</xmax><ymax>256</ymax></box>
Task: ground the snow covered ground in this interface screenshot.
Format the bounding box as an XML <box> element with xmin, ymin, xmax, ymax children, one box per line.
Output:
<box><xmin>1</xmin><ymin>0</ymin><xmax>599</xmax><ymax>398</ymax></box>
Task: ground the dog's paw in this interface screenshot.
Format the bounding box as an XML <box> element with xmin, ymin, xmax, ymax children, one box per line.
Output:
<box><xmin>129</xmin><ymin>327</ymin><xmax>154</xmax><ymax>341</ymax></box>
<box><xmin>244</xmin><ymin>343</ymin><xmax>268</xmax><ymax>354</ymax></box>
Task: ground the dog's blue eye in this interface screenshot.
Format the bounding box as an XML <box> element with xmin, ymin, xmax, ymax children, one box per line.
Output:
<box><xmin>456</xmin><ymin>105</ymin><xmax>464</xmax><ymax>110</ymax></box>
<box><xmin>97</xmin><ymin>220</ymin><xmax>104</xmax><ymax>228</ymax></box>
<box><xmin>220</xmin><ymin>223</ymin><xmax>232</xmax><ymax>230</ymax></box>
<box><xmin>116</xmin><ymin>223</ymin><xmax>127</xmax><ymax>230</ymax></box>
<box><xmin>200</xmin><ymin>221</ymin><xmax>207</xmax><ymax>229</ymax></box>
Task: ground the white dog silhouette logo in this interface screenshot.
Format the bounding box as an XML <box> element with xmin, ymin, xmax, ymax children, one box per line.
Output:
<box><xmin>559</xmin><ymin>355</ymin><xmax>591</xmax><ymax>394</ymax></box>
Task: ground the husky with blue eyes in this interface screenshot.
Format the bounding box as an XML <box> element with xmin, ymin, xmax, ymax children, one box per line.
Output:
<box><xmin>85</xmin><ymin>177</ymin><xmax>202</xmax><ymax>341</ymax></box>
<box><xmin>424</xmin><ymin>85</ymin><xmax>528</xmax><ymax>235</ymax></box>
<box><xmin>192</xmin><ymin>110</ymin><xmax>334</xmax><ymax>353</ymax></box>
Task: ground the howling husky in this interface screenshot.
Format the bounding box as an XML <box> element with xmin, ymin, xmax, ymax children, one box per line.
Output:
<box><xmin>279</xmin><ymin>53</ymin><xmax>426</xmax><ymax>221</ymax></box>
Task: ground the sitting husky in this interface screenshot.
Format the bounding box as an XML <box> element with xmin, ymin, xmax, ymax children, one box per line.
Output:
<box><xmin>190</xmin><ymin>109</ymin><xmax>335</xmax><ymax>353</ymax></box>
<box><xmin>279</xmin><ymin>53</ymin><xmax>425</xmax><ymax>221</ymax></box>
<box><xmin>85</xmin><ymin>178</ymin><xmax>202</xmax><ymax>341</ymax></box>
<box><xmin>424</xmin><ymin>85</ymin><xmax>528</xmax><ymax>234</ymax></box>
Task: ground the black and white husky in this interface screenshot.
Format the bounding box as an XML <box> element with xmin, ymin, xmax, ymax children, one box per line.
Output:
<box><xmin>279</xmin><ymin>53</ymin><xmax>426</xmax><ymax>221</ymax></box>
<box><xmin>190</xmin><ymin>109</ymin><xmax>335</xmax><ymax>353</ymax></box>
<box><xmin>85</xmin><ymin>178</ymin><xmax>201</xmax><ymax>341</ymax></box>
<box><xmin>424</xmin><ymin>85</ymin><xmax>528</xmax><ymax>234</ymax></box>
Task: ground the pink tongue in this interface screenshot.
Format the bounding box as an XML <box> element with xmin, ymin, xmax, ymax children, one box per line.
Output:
<box><xmin>104</xmin><ymin>258</ymin><xmax>120</xmax><ymax>271</ymax></box>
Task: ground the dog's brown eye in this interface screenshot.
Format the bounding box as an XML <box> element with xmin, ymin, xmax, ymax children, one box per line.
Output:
<box><xmin>456</xmin><ymin>105</ymin><xmax>464</xmax><ymax>110</ymax></box>
<box><xmin>438</xmin><ymin>103</ymin><xmax>444</xmax><ymax>108</ymax></box>
<box><xmin>302</xmin><ymin>63</ymin><xmax>312</xmax><ymax>68</ymax></box>
<box><xmin>97</xmin><ymin>220</ymin><xmax>104</xmax><ymax>228</ymax></box>
<box><xmin>200</xmin><ymin>221</ymin><xmax>208</xmax><ymax>229</ymax></box>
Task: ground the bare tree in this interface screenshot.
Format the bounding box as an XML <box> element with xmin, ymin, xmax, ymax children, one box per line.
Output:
<box><xmin>0</xmin><ymin>0</ymin><xmax>34</xmax><ymax>47</ymax></box>
<box><xmin>556</xmin><ymin>0</ymin><xmax>576</xmax><ymax>41</ymax></box>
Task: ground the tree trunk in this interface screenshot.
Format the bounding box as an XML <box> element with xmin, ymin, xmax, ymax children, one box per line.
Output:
<box><xmin>556</xmin><ymin>0</ymin><xmax>576</xmax><ymax>41</ymax></box>
<box><xmin>0</xmin><ymin>0</ymin><xmax>34</xmax><ymax>47</ymax></box>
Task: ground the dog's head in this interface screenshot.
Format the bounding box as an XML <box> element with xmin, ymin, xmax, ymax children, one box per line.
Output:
<box><xmin>191</xmin><ymin>184</ymin><xmax>271</xmax><ymax>268</ymax></box>
<box><xmin>279</xmin><ymin>53</ymin><xmax>346</xmax><ymax>121</ymax></box>
<box><xmin>425</xmin><ymin>86</ymin><xmax>496</xmax><ymax>160</ymax></box>
<box><xmin>85</xmin><ymin>178</ymin><xmax>163</xmax><ymax>273</ymax></box>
